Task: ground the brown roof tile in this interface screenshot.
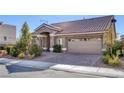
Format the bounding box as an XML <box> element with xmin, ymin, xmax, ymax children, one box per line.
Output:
<box><xmin>121</xmin><ymin>34</ymin><xmax>124</xmax><ymax>38</ymax></box>
<box><xmin>52</xmin><ymin>15</ymin><xmax>114</xmax><ymax>34</ymax></box>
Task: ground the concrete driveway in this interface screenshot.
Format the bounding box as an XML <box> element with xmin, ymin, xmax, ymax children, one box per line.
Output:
<box><xmin>33</xmin><ymin>52</ymin><xmax>101</xmax><ymax>67</ymax></box>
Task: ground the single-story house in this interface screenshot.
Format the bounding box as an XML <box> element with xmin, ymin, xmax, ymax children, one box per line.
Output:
<box><xmin>121</xmin><ymin>35</ymin><xmax>124</xmax><ymax>41</ymax></box>
<box><xmin>32</xmin><ymin>15</ymin><xmax>116</xmax><ymax>54</ymax></box>
<box><xmin>120</xmin><ymin>35</ymin><xmax>124</xmax><ymax>51</ymax></box>
<box><xmin>0</xmin><ymin>22</ymin><xmax>16</xmax><ymax>46</ymax></box>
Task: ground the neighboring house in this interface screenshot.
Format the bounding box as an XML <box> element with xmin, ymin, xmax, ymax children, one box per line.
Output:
<box><xmin>120</xmin><ymin>35</ymin><xmax>124</xmax><ymax>51</ymax></box>
<box><xmin>0</xmin><ymin>22</ymin><xmax>16</xmax><ymax>46</ymax></box>
<box><xmin>32</xmin><ymin>15</ymin><xmax>116</xmax><ymax>54</ymax></box>
<box><xmin>121</xmin><ymin>35</ymin><xmax>124</xmax><ymax>41</ymax></box>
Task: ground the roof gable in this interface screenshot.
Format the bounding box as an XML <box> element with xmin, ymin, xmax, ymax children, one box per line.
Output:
<box><xmin>35</xmin><ymin>23</ymin><xmax>62</xmax><ymax>32</ymax></box>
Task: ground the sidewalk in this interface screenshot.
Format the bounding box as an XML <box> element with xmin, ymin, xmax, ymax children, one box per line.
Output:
<box><xmin>0</xmin><ymin>58</ymin><xmax>124</xmax><ymax>78</ymax></box>
<box><xmin>50</xmin><ymin>64</ymin><xmax>124</xmax><ymax>78</ymax></box>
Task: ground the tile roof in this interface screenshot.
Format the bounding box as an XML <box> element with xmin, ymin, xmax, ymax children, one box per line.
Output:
<box><xmin>121</xmin><ymin>34</ymin><xmax>124</xmax><ymax>38</ymax></box>
<box><xmin>51</xmin><ymin>15</ymin><xmax>115</xmax><ymax>34</ymax></box>
<box><xmin>35</xmin><ymin>23</ymin><xmax>62</xmax><ymax>32</ymax></box>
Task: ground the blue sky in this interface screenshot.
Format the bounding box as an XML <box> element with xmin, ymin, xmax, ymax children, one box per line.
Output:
<box><xmin>0</xmin><ymin>15</ymin><xmax>123</xmax><ymax>38</ymax></box>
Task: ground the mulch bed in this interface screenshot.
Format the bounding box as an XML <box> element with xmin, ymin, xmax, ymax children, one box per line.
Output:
<box><xmin>95</xmin><ymin>57</ymin><xmax>124</xmax><ymax>70</ymax></box>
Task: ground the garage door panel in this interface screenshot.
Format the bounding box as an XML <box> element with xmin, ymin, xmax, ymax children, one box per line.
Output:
<box><xmin>68</xmin><ymin>39</ymin><xmax>102</xmax><ymax>54</ymax></box>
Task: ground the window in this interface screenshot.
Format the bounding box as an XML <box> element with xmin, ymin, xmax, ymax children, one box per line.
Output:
<box><xmin>84</xmin><ymin>38</ymin><xmax>87</xmax><ymax>41</ymax></box>
<box><xmin>32</xmin><ymin>38</ymin><xmax>36</xmax><ymax>44</ymax></box>
<box><xmin>59</xmin><ymin>38</ymin><xmax>62</xmax><ymax>45</ymax></box>
<box><xmin>68</xmin><ymin>39</ymin><xmax>71</xmax><ymax>41</ymax></box>
<box><xmin>4</xmin><ymin>36</ymin><xmax>7</xmax><ymax>41</ymax></box>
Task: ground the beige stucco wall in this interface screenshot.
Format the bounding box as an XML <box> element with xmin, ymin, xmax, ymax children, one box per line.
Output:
<box><xmin>0</xmin><ymin>24</ymin><xmax>16</xmax><ymax>45</ymax></box>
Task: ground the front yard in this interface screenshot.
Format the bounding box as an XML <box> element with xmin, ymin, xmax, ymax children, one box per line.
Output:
<box><xmin>32</xmin><ymin>52</ymin><xmax>124</xmax><ymax>70</ymax></box>
<box><xmin>1</xmin><ymin>51</ymin><xmax>124</xmax><ymax>71</ymax></box>
<box><xmin>32</xmin><ymin>52</ymin><xmax>124</xmax><ymax>71</ymax></box>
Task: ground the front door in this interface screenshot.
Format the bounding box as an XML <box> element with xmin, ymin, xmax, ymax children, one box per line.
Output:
<box><xmin>47</xmin><ymin>35</ymin><xmax>50</xmax><ymax>51</ymax></box>
<box><xmin>40</xmin><ymin>32</ymin><xmax>50</xmax><ymax>51</ymax></box>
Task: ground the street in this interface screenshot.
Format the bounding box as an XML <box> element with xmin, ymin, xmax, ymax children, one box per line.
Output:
<box><xmin>0</xmin><ymin>65</ymin><xmax>104</xmax><ymax>78</ymax></box>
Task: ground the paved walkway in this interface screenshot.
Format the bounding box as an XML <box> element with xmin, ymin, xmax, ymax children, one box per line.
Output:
<box><xmin>0</xmin><ymin>58</ymin><xmax>124</xmax><ymax>78</ymax></box>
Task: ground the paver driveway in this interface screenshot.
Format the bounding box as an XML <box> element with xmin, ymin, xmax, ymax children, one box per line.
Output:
<box><xmin>33</xmin><ymin>52</ymin><xmax>101</xmax><ymax>67</ymax></box>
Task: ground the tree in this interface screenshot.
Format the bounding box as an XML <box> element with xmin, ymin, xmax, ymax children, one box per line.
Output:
<box><xmin>19</xmin><ymin>22</ymin><xmax>32</xmax><ymax>53</ymax></box>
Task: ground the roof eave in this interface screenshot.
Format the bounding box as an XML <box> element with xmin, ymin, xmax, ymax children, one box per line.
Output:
<box><xmin>55</xmin><ymin>31</ymin><xmax>106</xmax><ymax>36</ymax></box>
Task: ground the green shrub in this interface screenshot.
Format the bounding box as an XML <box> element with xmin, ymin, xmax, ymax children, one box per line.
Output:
<box><xmin>104</xmin><ymin>41</ymin><xmax>124</xmax><ymax>57</ymax></box>
<box><xmin>108</xmin><ymin>55</ymin><xmax>121</xmax><ymax>67</ymax></box>
<box><xmin>53</xmin><ymin>44</ymin><xmax>62</xmax><ymax>53</ymax></box>
<box><xmin>28</xmin><ymin>54</ymin><xmax>35</xmax><ymax>59</ymax></box>
<box><xmin>18</xmin><ymin>52</ymin><xmax>25</xmax><ymax>59</ymax></box>
<box><xmin>0</xmin><ymin>46</ymin><xmax>4</xmax><ymax>50</ymax></box>
<box><xmin>28</xmin><ymin>44</ymin><xmax>42</xmax><ymax>57</ymax></box>
<box><xmin>102</xmin><ymin>48</ymin><xmax>121</xmax><ymax>67</ymax></box>
<box><xmin>103</xmin><ymin>48</ymin><xmax>110</xmax><ymax>56</ymax></box>
<box><xmin>10</xmin><ymin>47</ymin><xmax>20</xmax><ymax>57</ymax></box>
<box><xmin>102</xmin><ymin>54</ymin><xmax>110</xmax><ymax>64</ymax></box>
<box><xmin>112</xmin><ymin>40</ymin><xmax>124</xmax><ymax>57</ymax></box>
<box><xmin>6</xmin><ymin>47</ymin><xmax>10</xmax><ymax>54</ymax></box>
<box><xmin>5</xmin><ymin>45</ymin><xmax>13</xmax><ymax>54</ymax></box>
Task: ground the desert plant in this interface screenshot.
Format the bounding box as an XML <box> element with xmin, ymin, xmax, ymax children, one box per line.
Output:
<box><xmin>104</xmin><ymin>40</ymin><xmax>124</xmax><ymax>57</ymax></box>
<box><xmin>104</xmin><ymin>50</ymin><xmax>121</xmax><ymax>67</ymax></box>
<box><xmin>103</xmin><ymin>48</ymin><xmax>111</xmax><ymax>56</ymax></box>
<box><xmin>102</xmin><ymin>54</ymin><xmax>110</xmax><ymax>64</ymax></box>
<box><xmin>4</xmin><ymin>45</ymin><xmax>14</xmax><ymax>54</ymax></box>
<box><xmin>5</xmin><ymin>47</ymin><xmax>11</xmax><ymax>54</ymax></box>
<box><xmin>102</xmin><ymin>45</ymin><xmax>121</xmax><ymax>67</ymax></box>
<box><xmin>18</xmin><ymin>52</ymin><xmax>25</xmax><ymax>59</ymax></box>
<box><xmin>108</xmin><ymin>55</ymin><xmax>121</xmax><ymax>67</ymax></box>
<box><xmin>53</xmin><ymin>44</ymin><xmax>62</xmax><ymax>53</ymax></box>
<box><xmin>28</xmin><ymin>54</ymin><xmax>35</xmax><ymax>59</ymax></box>
<box><xmin>106</xmin><ymin>40</ymin><xmax>124</xmax><ymax>57</ymax></box>
<box><xmin>28</xmin><ymin>44</ymin><xmax>42</xmax><ymax>57</ymax></box>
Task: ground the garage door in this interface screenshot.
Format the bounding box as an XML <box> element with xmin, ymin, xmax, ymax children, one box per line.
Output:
<box><xmin>68</xmin><ymin>38</ymin><xmax>102</xmax><ymax>54</ymax></box>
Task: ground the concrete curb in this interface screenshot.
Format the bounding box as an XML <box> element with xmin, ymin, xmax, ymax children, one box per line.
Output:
<box><xmin>0</xmin><ymin>65</ymin><xmax>9</xmax><ymax>75</ymax></box>
<box><xmin>50</xmin><ymin>64</ymin><xmax>124</xmax><ymax>78</ymax></box>
<box><xmin>0</xmin><ymin>58</ymin><xmax>11</xmax><ymax>64</ymax></box>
